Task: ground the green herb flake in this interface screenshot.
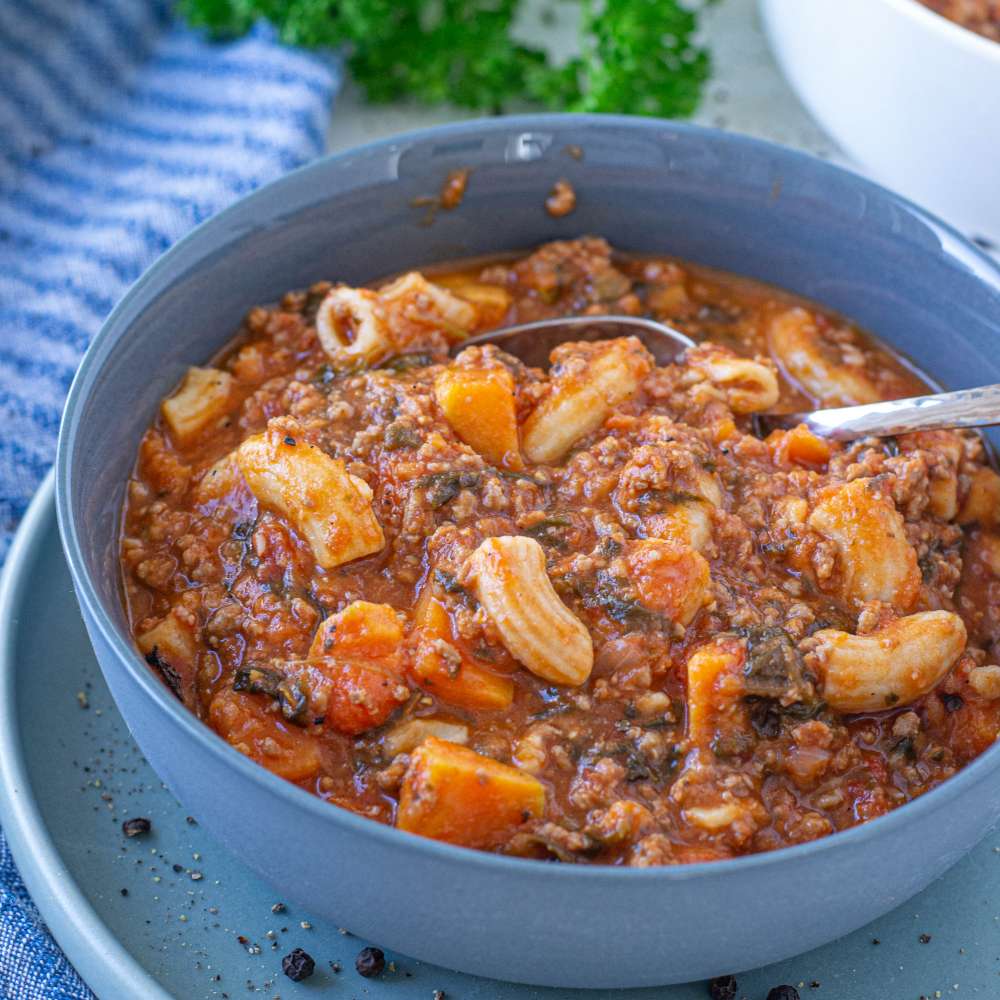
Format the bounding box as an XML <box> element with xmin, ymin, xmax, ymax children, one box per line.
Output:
<box><xmin>179</xmin><ymin>0</ymin><xmax>716</xmax><ymax>120</ymax></box>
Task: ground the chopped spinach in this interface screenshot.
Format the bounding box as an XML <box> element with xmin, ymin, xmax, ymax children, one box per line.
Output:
<box><xmin>525</xmin><ymin>515</ymin><xmax>571</xmax><ymax>547</ymax></box>
<box><xmin>739</xmin><ymin>625</ymin><xmax>813</xmax><ymax>702</ymax></box>
<box><xmin>580</xmin><ymin>570</ymin><xmax>666</xmax><ymax>629</ymax></box>
<box><xmin>379</xmin><ymin>352</ymin><xmax>436</xmax><ymax>373</ymax></box>
<box><xmin>313</xmin><ymin>364</ymin><xmax>336</xmax><ymax>386</ymax></box>
<box><xmin>433</xmin><ymin>568</ymin><xmax>466</xmax><ymax>594</ymax></box>
<box><xmin>383</xmin><ymin>421</ymin><xmax>422</xmax><ymax>450</ymax></box>
<box><xmin>144</xmin><ymin>646</ymin><xmax>183</xmax><ymax>700</ymax></box>
<box><xmin>417</xmin><ymin>471</ymin><xmax>482</xmax><ymax>508</ymax></box>
<box><xmin>234</xmin><ymin>665</ymin><xmax>308</xmax><ymax>724</ymax></box>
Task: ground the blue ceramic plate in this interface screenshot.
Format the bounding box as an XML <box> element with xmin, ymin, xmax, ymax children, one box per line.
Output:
<box><xmin>4</xmin><ymin>474</ymin><xmax>1000</xmax><ymax>999</ymax></box>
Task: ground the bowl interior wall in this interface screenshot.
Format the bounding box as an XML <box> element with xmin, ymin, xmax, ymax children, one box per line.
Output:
<box><xmin>66</xmin><ymin>118</ymin><xmax>1000</xmax><ymax>643</ymax></box>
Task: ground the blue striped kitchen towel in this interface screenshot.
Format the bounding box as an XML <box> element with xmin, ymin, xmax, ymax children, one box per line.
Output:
<box><xmin>0</xmin><ymin>2</ymin><xmax>340</xmax><ymax>995</ymax></box>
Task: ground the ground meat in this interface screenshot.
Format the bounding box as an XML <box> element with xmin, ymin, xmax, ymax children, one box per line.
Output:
<box><xmin>120</xmin><ymin>238</ymin><xmax>997</xmax><ymax>865</ymax></box>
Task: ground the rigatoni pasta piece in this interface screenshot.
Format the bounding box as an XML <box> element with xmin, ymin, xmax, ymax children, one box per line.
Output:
<box><xmin>806</xmin><ymin>611</ymin><xmax>966</xmax><ymax>713</ymax></box>
<box><xmin>396</xmin><ymin>738</ymin><xmax>544</xmax><ymax>848</ymax></box>
<box><xmin>161</xmin><ymin>366</ymin><xmax>235</xmax><ymax>446</ymax></box>
<box><xmin>315</xmin><ymin>286</ymin><xmax>395</xmax><ymax>371</ymax></box>
<box><xmin>463</xmin><ymin>535</ymin><xmax>593</xmax><ymax>686</ymax></box>
<box><xmin>379</xmin><ymin>271</ymin><xmax>478</xmax><ymax>343</ymax></box>
<box><xmin>807</xmin><ymin>477</ymin><xmax>920</xmax><ymax>609</ymax></box>
<box><xmin>434</xmin><ymin>365</ymin><xmax>521</xmax><ymax>468</ymax></box>
<box><xmin>236</xmin><ymin>427</ymin><xmax>384</xmax><ymax>569</ymax></box>
<box><xmin>522</xmin><ymin>337</ymin><xmax>653</xmax><ymax>464</ymax></box>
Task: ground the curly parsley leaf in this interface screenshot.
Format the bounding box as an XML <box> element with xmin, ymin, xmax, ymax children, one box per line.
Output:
<box><xmin>178</xmin><ymin>0</ymin><xmax>717</xmax><ymax>119</ymax></box>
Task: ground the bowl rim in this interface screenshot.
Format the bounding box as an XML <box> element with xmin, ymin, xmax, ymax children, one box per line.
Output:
<box><xmin>56</xmin><ymin>112</ymin><xmax>1000</xmax><ymax>883</ymax></box>
<box><xmin>874</xmin><ymin>0</ymin><xmax>1000</xmax><ymax>62</ymax></box>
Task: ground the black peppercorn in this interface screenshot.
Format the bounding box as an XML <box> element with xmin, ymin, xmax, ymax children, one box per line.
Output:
<box><xmin>121</xmin><ymin>817</ymin><xmax>151</xmax><ymax>838</ymax></box>
<box><xmin>281</xmin><ymin>948</ymin><xmax>315</xmax><ymax>982</ymax></box>
<box><xmin>767</xmin><ymin>987</ymin><xmax>800</xmax><ymax>1000</ymax></box>
<box><xmin>709</xmin><ymin>975</ymin><xmax>738</xmax><ymax>1000</ymax></box>
<box><xmin>941</xmin><ymin>692</ymin><xmax>963</xmax><ymax>712</ymax></box>
<box><xmin>355</xmin><ymin>946</ymin><xmax>385</xmax><ymax>978</ymax></box>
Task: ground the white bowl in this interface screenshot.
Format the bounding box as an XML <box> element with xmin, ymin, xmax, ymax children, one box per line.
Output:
<box><xmin>760</xmin><ymin>0</ymin><xmax>1000</xmax><ymax>243</ymax></box>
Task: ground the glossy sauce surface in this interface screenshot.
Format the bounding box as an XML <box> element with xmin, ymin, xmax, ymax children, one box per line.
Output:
<box><xmin>121</xmin><ymin>238</ymin><xmax>1000</xmax><ymax>864</ymax></box>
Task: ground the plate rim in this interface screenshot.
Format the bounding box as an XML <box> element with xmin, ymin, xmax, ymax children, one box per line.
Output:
<box><xmin>0</xmin><ymin>471</ymin><xmax>172</xmax><ymax>1000</ymax></box>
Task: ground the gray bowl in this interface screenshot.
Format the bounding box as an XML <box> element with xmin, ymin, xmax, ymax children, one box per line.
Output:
<box><xmin>55</xmin><ymin>114</ymin><xmax>1000</xmax><ymax>988</ymax></box>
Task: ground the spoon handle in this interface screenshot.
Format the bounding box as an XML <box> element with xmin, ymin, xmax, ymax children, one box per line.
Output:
<box><xmin>772</xmin><ymin>384</ymin><xmax>1000</xmax><ymax>441</ymax></box>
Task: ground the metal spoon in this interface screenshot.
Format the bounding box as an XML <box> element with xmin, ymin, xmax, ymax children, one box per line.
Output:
<box><xmin>456</xmin><ymin>314</ymin><xmax>1000</xmax><ymax>442</ymax></box>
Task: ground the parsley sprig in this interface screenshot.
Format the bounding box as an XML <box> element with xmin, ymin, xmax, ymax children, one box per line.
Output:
<box><xmin>179</xmin><ymin>0</ymin><xmax>717</xmax><ymax>118</ymax></box>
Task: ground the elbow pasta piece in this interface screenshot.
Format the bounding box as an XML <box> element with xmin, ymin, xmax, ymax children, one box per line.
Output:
<box><xmin>766</xmin><ymin>307</ymin><xmax>880</xmax><ymax>405</ymax></box>
<box><xmin>315</xmin><ymin>286</ymin><xmax>395</xmax><ymax>371</ymax></box>
<box><xmin>379</xmin><ymin>271</ymin><xmax>478</xmax><ymax>342</ymax></box>
<box><xmin>161</xmin><ymin>366</ymin><xmax>235</xmax><ymax>446</ymax></box>
<box><xmin>808</xmin><ymin>477</ymin><xmax>920</xmax><ymax>608</ymax></box>
<box><xmin>958</xmin><ymin>466</ymin><xmax>1000</xmax><ymax>528</ymax></box>
<box><xmin>522</xmin><ymin>338</ymin><xmax>653</xmax><ymax>464</ymax></box>
<box><xmin>236</xmin><ymin>427</ymin><xmax>384</xmax><ymax>569</ymax></box>
<box><xmin>463</xmin><ymin>535</ymin><xmax>594</xmax><ymax>686</ymax></box>
<box><xmin>624</xmin><ymin>539</ymin><xmax>712</xmax><ymax>627</ymax></box>
<box><xmin>685</xmin><ymin>638</ymin><xmax>747</xmax><ymax>750</ymax></box>
<box><xmin>434</xmin><ymin>365</ymin><xmax>522</xmax><ymax>468</ymax></box>
<box><xmin>689</xmin><ymin>352</ymin><xmax>780</xmax><ymax>414</ymax></box>
<box><xmin>809</xmin><ymin>610</ymin><xmax>966</xmax><ymax>713</ymax></box>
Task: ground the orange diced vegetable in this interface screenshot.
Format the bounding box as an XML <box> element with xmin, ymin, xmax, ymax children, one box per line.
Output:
<box><xmin>411</xmin><ymin>586</ymin><xmax>514</xmax><ymax>710</ymax></box>
<box><xmin>310</xmin><ymin>600</ymin><xmax>404</xmax><ymax>659</ymax></box>
<box><xmin>625</xmin><ymin>539</ymin><xmax>711</xmax><ymax>628</ymax></box>
<box><xmin>397</xmin><ymin>738</ymin><xmax>544</xmax><ymax>848</ymax></box>
<box><xmin>767</xmin><ymin>424</ymin><xmax>832</xmax><ymax>469</ymax></box>
<box><xmin>209</xmin><ymin>689</ymin><xmax>322</xmax><ymax>782</ymax></box>
<box><xmin>309</xmin><ymin>657</ymin><xmax>409</xmax><ymax>735</ymax></box>
<box><xmin>434</xmin><ymin>367</ymin><xmax>522</xmax><ymax>469</ymax></box>
<box><xmin>685</xmin><ymin>638</ymin><xmax>747</xmax><ymax>750</ymax></box>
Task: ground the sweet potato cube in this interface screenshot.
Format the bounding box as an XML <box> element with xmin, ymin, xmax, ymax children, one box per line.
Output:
<box><xmin>310</xmin><ymin>600</ymin><xmax>404</xmax><ymax>659</ymax></box>
<box><xmin>236</xmin><ymin>427</ymin><xmax>384</xmax><ymax>569</ymax></box>
<box><xmin>685</xmin><ymin>639</ymin><xmax>747</xmax><ymax>750</ymax></box>
<box><xmin>434</xmin><ymin>367</ymin><xmax>521</xmax><ymax>469</ymax></box>
<box><xmin>411</xmin><ymin>588</ymin><xmax>514</xmax><ymax>710</ymax></box>
<box><xmin>307</xmin><ymin>657</ymin><xmax>409</xmax><ymax>735</ymax></box>
<box><xmin>397</xmin><ymin>738</ymin><xmax>544</xmax><ymax>848</ymax></box>
<box><xmin>161</xmin><ymin>366</ymin><xmax>235</xmax><ymax>447</ymax></box>
<box><xmin>767</xmin><ymin>424</ymin><xmax>832</xmax><ymax>469</ymax></box>
<box><xmin>209</xmin><ymin>689</ymin><xmax>322</xmax><ymax>782</ymax></box>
